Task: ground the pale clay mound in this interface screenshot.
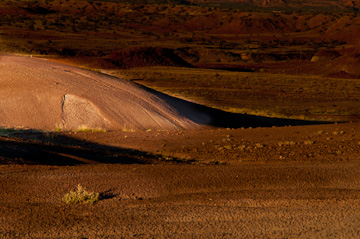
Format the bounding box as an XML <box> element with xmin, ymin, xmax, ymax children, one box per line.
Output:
<box><xmin>0</xmin><ymin>54</ymin><xmax>211</xmax><ymax>131</ymax></box>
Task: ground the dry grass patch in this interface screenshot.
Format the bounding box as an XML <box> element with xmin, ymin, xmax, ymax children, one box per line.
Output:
<box><xmin>62</xmin><ymin>184</ymin><xmax>99</xmax><ymax>205</ymax></box>
<box><xmin>77</xmin><ymin>126</ymin><xmax>106</xmax><ymax>133</ymax></box>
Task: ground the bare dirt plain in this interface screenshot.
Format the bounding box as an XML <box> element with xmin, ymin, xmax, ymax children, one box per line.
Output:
<box><xmin>1</xmin><ymin>122</ymin><xmax>360</xmax><ymax>238</ymax></box>
<box><xmin>0</xmin><ymin>54</ymin><xmax>360</xmax><ymax>238</ymax></box>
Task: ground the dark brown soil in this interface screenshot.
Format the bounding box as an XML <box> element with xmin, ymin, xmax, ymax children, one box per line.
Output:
<box><xmin>1</xmin><ymin>122</ymin><xmax>360</xmax><ymax>238</ymax></box>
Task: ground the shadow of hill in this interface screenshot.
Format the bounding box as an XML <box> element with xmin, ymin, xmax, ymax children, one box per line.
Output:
<box><xmin>108</xmin><ymin>47</ymin><xmax>194</xmax><ymax>69</ymax></box>
<box><xmin>195</xmin><ymin>63</ymin><xmax>256</xmax><ymax>73</ymax></box>
<box><xmin>0</xmin><ymin>131</ymin><xmax>172</xmax><ymax>166</ymax></box>
<box><xmin>137</xmin><ymin>84</ymin><xmax>330</xmax><ymax>128</ymax></box>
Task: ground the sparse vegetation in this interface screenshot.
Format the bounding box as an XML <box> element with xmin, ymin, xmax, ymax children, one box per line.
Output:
<box><xmin>278</xmin><ymin>141</ymin><xmax>296</xmax><ymax>146</ymax></box>
<box><xmin>62</xmin><ymin>184</ymin><xmax>99</xmax><ymax>204</ymax></box>
<box><xmin>332</xmin><ymin>130</ymin><xmax>344</xmax><ymax>136</ymax></box>
<box><xmin>77</xmin><ymin>126</ymin><xmax>106</xmax><ymax>133</ymax></box>
<box><xmin>304</xmin><ymin>140</ymin><xmax>314</xmax><ymax>145</ymax></box>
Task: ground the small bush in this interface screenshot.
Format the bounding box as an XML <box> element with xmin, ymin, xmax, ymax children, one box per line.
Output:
<box><xmin>62</xmin><ymin>184</ymin><xmax>99</xmax><ymax>204</ymax></box>
<box><xmin>77</xmin><ymin>126</ymin><xmax>106</xmax><ymax>133</ymax></box>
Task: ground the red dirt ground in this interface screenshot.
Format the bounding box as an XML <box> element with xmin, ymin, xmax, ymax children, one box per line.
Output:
<box><xmin>1</xmin><ymin>121</ymin><xmax>360</xmax><ymax>238</ymax></box>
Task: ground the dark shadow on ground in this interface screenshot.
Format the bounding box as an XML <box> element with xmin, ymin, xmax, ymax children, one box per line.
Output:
<box><xmin>194</xmin><ymin>63</ymin><xmax>256</xmax><ymax>72</ymax></box>
<box><xmin>0</xmin><ymin>130</ymin><xmax>179</xmax><ymax>166</ymax></box>
<box><xmin>100</xmin><ymin>189</ymin><xmax>117</xmax><ymax>200</ymax></box>
<box><xmin>137</xmin><ymin>84</ymin><xmax>331</xmax><ymax>129</ymax></box>
<box><xmin>201</xmin><ymin>67</ymin><xmax>255</xmax><ymax>73</ymax></box>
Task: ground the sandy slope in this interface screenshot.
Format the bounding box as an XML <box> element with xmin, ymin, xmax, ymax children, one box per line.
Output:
<box><xmin>0</xmin><ymin>54</ymin><xmax>211</xmax><ymax>131</ymax></box>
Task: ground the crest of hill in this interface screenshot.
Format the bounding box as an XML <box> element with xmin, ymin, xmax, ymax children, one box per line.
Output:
<box><xmin>188</xmin><ymin>0</ymin><xmax>360</xmax><ymax>11</ymax></box>
<box><xmin>7</xmin><ymin>0</ymin><xmax>359</xmax><ymax>13</ymax></box>
<box><xmin>108</xmin><ymin>47</ymin><xmax>193</xmax><ymax>69</ymax></box>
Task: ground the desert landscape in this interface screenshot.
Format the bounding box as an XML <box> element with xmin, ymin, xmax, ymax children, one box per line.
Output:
<box><xmin>1</xmin><ymin>0</ymin><xmax>360</xmax><ymax>238</ymax></box>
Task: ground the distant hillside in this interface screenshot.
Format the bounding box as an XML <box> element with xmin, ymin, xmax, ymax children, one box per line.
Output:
<box><xmin>188</xmin><ymin>0</ymin><xmax>360</xmax><ymax>11</ymax></box>
<box><xmin>59</xmin><ymin>0</ymin><xmax>360</xmax><ymax>11</ymax></box>
<box><xmin>92</xmin><ymin>0</ymin><xmax>194</xmax><ymax>5</ymax></box>
<box><xmin>5</xmin><ymin>0</ymin><xmax>358</xmax><ymax>12</ymax></box>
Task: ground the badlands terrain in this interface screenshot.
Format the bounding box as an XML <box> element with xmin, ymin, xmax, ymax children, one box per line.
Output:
<box><xmin>1</xmin><ymin>0</ymin><xmax>360</xmax><ymax>238</ymax></box>
<box><xmin>1</xmin><ymin>54</ymin><xmax>360</xmax><ymax>238</ymax></box>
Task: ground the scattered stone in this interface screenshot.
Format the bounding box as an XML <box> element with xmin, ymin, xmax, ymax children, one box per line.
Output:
<box><xmin>278</xmin><ymin>141</ymin><xmax>296</xmax><ymax>146</ymax></box>
<box><xmin>304</xmin><ymin>140</ymin><xmax>314</xmax><ymax>145</ymax></box>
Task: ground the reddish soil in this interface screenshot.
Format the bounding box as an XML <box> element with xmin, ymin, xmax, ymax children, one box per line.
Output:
<box><xmin>1</xmin><ymin>121</ymin><xmax>360</xmax><ymax>238</ymax></box>
<box><xmin>189</xmin><ymin>0</ymin><xmax>360</xmax><ymax>11</ymax></box>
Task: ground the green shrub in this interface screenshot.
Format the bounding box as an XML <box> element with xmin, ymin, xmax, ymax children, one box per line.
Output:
<box><xmin>62</xmin><ymin>184</ymin><xmax>99</xmax><ymax>204</ymax></box>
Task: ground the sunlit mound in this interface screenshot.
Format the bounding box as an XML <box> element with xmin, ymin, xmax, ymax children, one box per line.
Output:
<box><xmin>0</xmin><ymin>54</ymin><xmax>210</xmax><ymax>131</ymax></box>
<box><xmin>311</xmin><ymin>50</ymin><xmax>341</xmax><ymax>63</ymax></box>
<box><xmin>319</xmin><ymin>47</ymin><xmax>360</xmax><ymax>78</ymax></box>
